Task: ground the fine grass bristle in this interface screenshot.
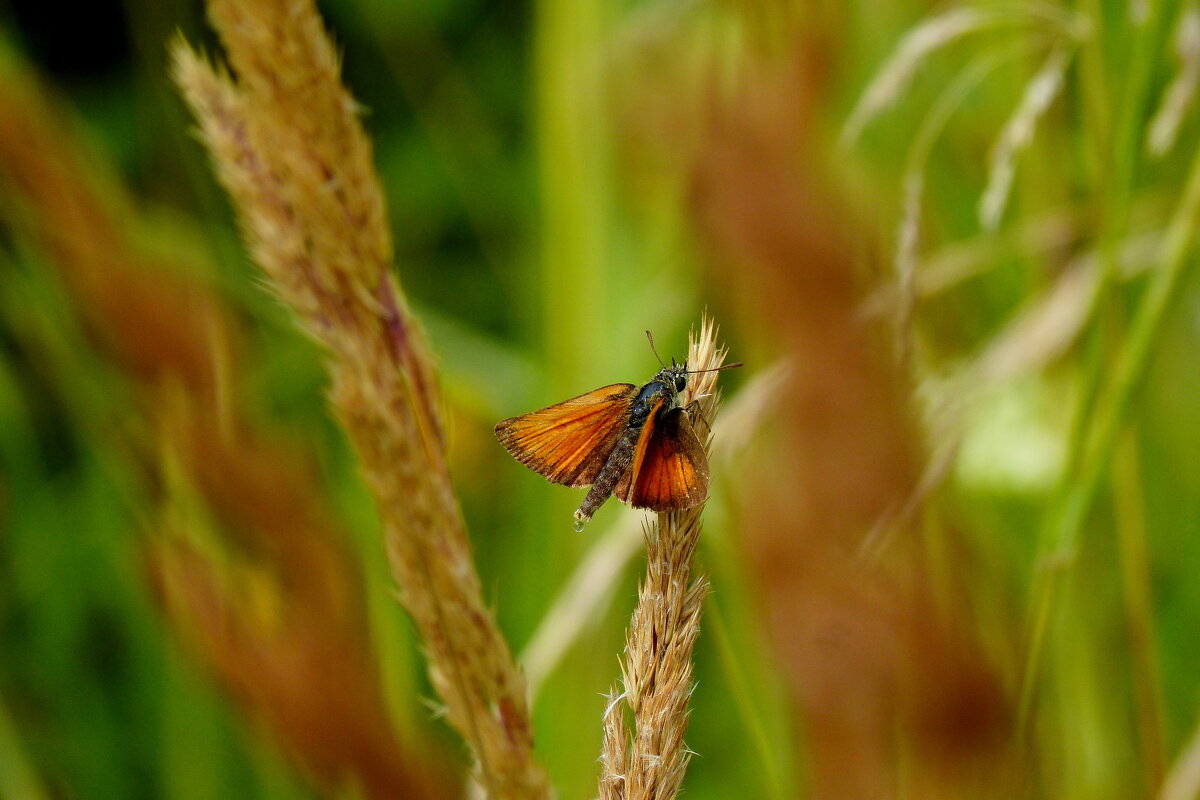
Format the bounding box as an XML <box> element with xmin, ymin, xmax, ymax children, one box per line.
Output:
<box><xmin>979</xmin><ymin>47</ymin><xmax>1072</xmax><ymax>230</ymax></box>
<box><xmin>842</xmin><ymin>7</ymin><xmax>1002</xmax><ymax>145</ymax></box>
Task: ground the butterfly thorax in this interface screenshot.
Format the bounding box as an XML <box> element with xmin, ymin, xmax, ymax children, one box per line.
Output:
<box><xmin>630</xmin><ymin>376</ymin><xmax>678</xmax><ymax>424</ymax></box>
<box><xmin>632</xmin><ymin>366</ymin><xmax>687</xmax><ymax>417</ymax></box>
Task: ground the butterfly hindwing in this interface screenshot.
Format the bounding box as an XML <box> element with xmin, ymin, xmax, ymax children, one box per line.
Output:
<box><xmin>614</xmin><ymin>397</ymin><xmax>661</xmax><ymax>504</ymax></box>
<box><xmin>617</xmin><ymin>404</ymin><xmax>709</xmax><ymax>511</ymax></box>
<box><xmin>495</xmin><ymin>383</ymin><xmax>637</xmax><ymax>487</ymax></box>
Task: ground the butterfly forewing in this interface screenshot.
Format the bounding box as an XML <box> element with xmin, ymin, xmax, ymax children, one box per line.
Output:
<box><xmin>495</xmin><ymin>383</ymin><xmax>637</xmax><ymax>487</ymax></box>
<box><xmin>617</xmin><ymin>406</ymin><xmax>709</xmax><ymax>511</ymax></box>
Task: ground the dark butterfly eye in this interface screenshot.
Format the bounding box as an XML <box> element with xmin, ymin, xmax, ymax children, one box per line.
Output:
<box><xmin>674</xmin><ymin>374</ymin><xmax>687</xmax><ymax>392</ymax></box>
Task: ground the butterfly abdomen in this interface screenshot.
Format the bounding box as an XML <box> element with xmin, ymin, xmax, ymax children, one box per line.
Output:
<box><xmin>574</xmin><ymin>426</ymin><xmax>642</xmax><ymax>524</ymax></box>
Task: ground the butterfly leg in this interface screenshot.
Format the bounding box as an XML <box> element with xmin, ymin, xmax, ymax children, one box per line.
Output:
<box><xmin>684</xmin><ymin>399</ymin><xmax>713</xmax><ymax>437</ymax></box>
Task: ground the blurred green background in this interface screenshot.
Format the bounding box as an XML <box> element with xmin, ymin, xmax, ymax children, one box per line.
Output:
<box><xmin>3</xmin><ymin>0</ymin><xmax>1200</xmax><ymax>797</ymax></box>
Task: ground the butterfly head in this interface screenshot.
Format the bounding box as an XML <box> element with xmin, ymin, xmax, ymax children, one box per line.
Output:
<box><xmin>655</xmin><ymin>363</ymin><xmax>689</xmax><ymax>396</ymax></box>
<box><xmin>643</xmin><ymin>330</ymin><xmax>742</xmax><ymax>404</ymax></box>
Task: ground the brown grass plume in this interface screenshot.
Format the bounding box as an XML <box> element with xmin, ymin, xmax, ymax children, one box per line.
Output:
<box><xmin>0</xmin><ymin>46</ymin><xmax>457</xmax><ymax>799</ymax></box>
<box><xmin>172</xmin><ymin>1</ymin><xmax>550</xmax><ymax>796</ymax></box>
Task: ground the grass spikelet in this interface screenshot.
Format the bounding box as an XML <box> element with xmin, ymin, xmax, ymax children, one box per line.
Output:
<box><xmin>597</xmin><ymin>316</ymin><xmax>727</xmax><ymax>800</ymax></box>
<box><xmin>979</xmin><ymin>47</ymin><xmax>1071</xmax><ymax>230</ymax></box>
<box><xmin>172</xmin><ymin>2</ymin><xmax>550</xmax><ymax>796</ymax></box>
<box><xmin>1146</xmin><ymin>4</ymin><xmax>1200</xmax><ymax>158</ymax></box>
<box><xmin>842</xmin><ymin>7</ymin><xmax>999</xmax><ymax>145</ymax></box>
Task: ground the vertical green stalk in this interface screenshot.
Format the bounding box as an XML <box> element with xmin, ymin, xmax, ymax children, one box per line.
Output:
<box><xmin>532</xmin><ymin>1</ymin><xmax>611</xmax><ymax>794</ymax></box>
<box><xmin>1020</xmin><ymin>0</ymin><xmax>1171</xmax><ymax>740</ymax></box>
<box><xmin>1112</xmin><ymin>429</ymin><xmax>1166</xmax><ymax>794</ymax></box>
<box><xmin>161</xmin><ymin>650</ymin><xmax>225</xmax><ymax>800</ymax></box>
<box><xmin>1053</xmin><ymin>0</ymin><xmax>1168</xmax><ymax>554</ymax></box>
<box><xmin>1016</xmin><ymin>0</ymin><xmax>1116</xmax><ymax>749</ymax></box>
<box><xmin>1022</xmin><ymin>94</ymin><xmax>1200</xmax><ymax>734</ymax></box>
<box><xmin>1054</xmin><ymin>133</ymin><xmax>1200</xmax><ymax>559</ymax></box>
<box><xmin>709</xmin><ymin>596</ymin><xmax>794</xmax><ymax>800</ymax></box>
<box><xmin>1056</xmin><ymin>0</ymin><xmax>1164</xmax><ymax>534</ymax></box>
<box><xmin>534</xmin><ymin>0</ymin><xmax>610</xmax><ymax>386</ymax></box>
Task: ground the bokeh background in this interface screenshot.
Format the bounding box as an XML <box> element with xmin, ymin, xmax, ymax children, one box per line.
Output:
<box><xmin>3</xmin><ymin>0</ymin><xmax>1200</xmax><ymax>798</ymax></box>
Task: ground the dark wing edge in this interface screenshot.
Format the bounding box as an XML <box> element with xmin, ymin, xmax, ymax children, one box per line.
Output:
<box><xmin>495</xmin><ymin>383</ymin><xmax>637</xmax><ymax>487</ymax></box>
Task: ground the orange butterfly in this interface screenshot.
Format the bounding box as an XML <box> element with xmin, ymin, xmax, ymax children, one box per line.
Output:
<box><xmin>495</xmin><ymin>335</ymin><xmax>741</xmax><ymax>529</ymax></box>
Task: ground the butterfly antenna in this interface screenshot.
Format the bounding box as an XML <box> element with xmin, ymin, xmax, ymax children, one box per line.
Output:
<box><xmin>645</xmin><ymin>330</ymin><xmax>666</xmax><ymax>367</ymax></box>
<box><xmin>686</xmin><ymin>361</ymin><xmax>745</xmax><ymax>374</ymax></box>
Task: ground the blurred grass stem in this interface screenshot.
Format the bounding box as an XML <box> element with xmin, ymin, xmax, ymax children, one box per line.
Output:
<box><xmin>535</xmin><ymin>0</ymin><xmax>609</xmax><ymax>384</ymax></box>
<box><xmin>1021</xmin><ymin>120</ymin><xmax>1200</xmax><ymax>732</ymax></box>
<box><xmin>1020</xmin><ymin>0</ymin><xmax>1174</xmax><ymax>738</ymax></box>
<box><xmin>1113</xmin><ymin>429</ymin><xmax>1166</xmax><ymax>793</ymax></box>
<box><xmin>708</xmin><ymin>596</ymin><xmax>790</xmax><ymax>800</ymax></box>
<box><xmin>0</xmin><ymin>692</ymin><xmax>51</xmax><ymax>800</ymax></box>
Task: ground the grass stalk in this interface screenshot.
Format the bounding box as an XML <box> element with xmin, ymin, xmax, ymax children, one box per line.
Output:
<box><xmin>1055</xmin><ymin>0</ymin><xmax>1166</xmax><ymax>534</ymax></box>
<box><xmin>534</xmin><ymin>0</ymin><xmax>610</xmax><ymax>384</ymax></box>
<box><xmin>1112</xmin><ymin>429</ymin><xmax>1166</xmax><ymax>793</ymax></box>
<box><xmin>171</xmin><ymin>1</ymin><xmax>550</xmax><ymax>796</ymax></box>
<box><xmin>1053</xmin><ymin>127</ymin><xmax>1200</xmax><ymax>560</ymax></box>
<box><xmin>1019</xmin><ymin>2</ymin><xmax>1180</xmax><ymax>738</ymax></box>
<box><xmin>597</xmin><ymin>317</ymin><xmax>727</xmax><ymax>800</ymax></box>
<box><xmin>1063</xmin><ymin>0</ymin><xmax>1165</xmax><ymax>484</ymax></box>
<box><xmin>1020</xmin><ymin>114</ymin><xmax>1200</xmax><ymax>734</ymax></box>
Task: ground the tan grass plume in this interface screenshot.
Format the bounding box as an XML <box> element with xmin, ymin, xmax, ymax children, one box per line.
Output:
<box><xmin>597</xmin><ymin>316</ymin><xmax>727</xmax><ymax>800</ymax></box>
<box><xmin>172</xmin><ymin>1</ymin><xmax>550</xmax><ymax>796</ymax></box>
